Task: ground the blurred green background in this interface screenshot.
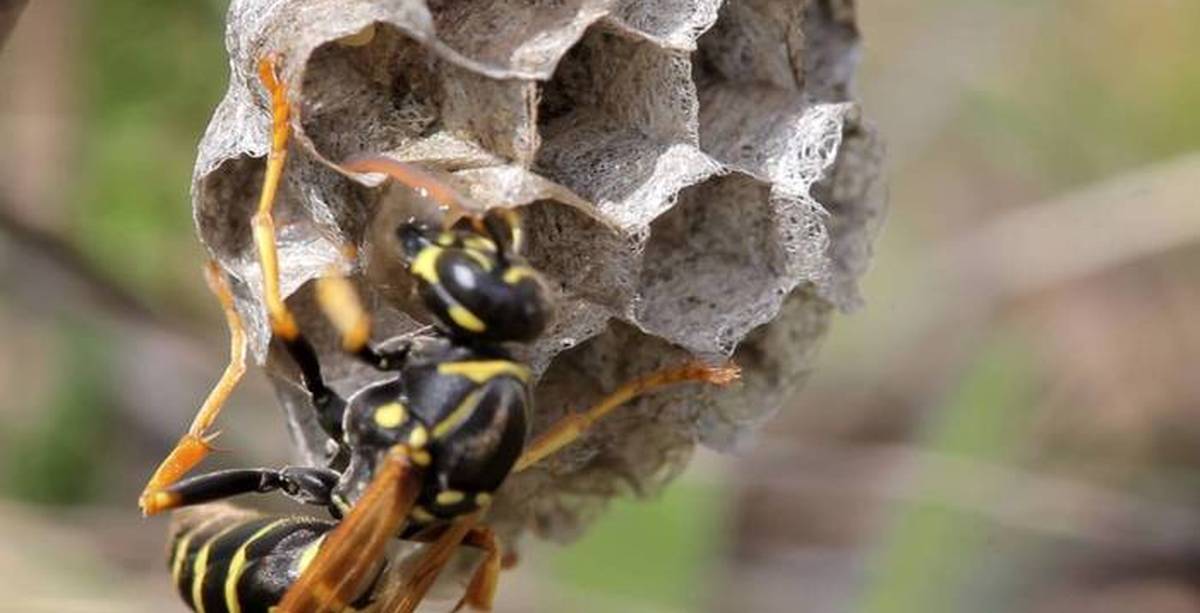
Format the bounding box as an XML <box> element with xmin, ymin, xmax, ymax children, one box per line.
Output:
<box><xmin>2</xmin><ymin>1</ymin><xmax>1199</xmax><ymax>612</ymax></box>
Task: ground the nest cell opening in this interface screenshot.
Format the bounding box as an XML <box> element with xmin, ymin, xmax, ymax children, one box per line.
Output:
<box><xmin>195</xmin><ymin>155</ymin><xmax>266</xmax><ymax>263</ymax></box>
<box><xmin>425</xmin><ymin>0</ymin><xmax>602</xmax><ymax>75</ymax></box>
<box><xmin>636</xmin><ymin>172</ymin><xmax>787</xmax><ymax>356</ymax></box>
<box><xmin>299</xmin><ymin>25</ymin><xmax>443</xmax><ymax>164</ymax></box>
<box><xmin>519</xmin><ymin>199</ymin><xmax>635</xmax><ymax>313</ymax></box>
<box><xmin>538</xmin><ymin>26</ymin><xmax>696</xmax><ymax>143</ymax></box>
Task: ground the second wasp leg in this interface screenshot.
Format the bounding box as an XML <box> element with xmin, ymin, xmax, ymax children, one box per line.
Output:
<box><xmin>142</xmin><ymin>466</ymin><xmax>341</xmax><ymax>516</ymax></box>
<box><xmin>139</xmin><ymin>262</ymin><xmax>247</xmax><ymax>514</ymax></box>
<box><xmin>381</xmin><ymin>511</ymin><xmax>484</xmax><ymax>613</ymax></box>
<box><xmin>514</xmin><ymin>362</ymin><xmax>741</xmax><ymax>472</ymax></box>
<box><xmin>316</xmin><ymin>274</ymin><xmax>411</xmax><ymax>371</ymax></box>
<box><xmin>280</xmin><ymin>332</ymin><xmax>347</xmax><ymax>442</ymax></box>
<box><xmin>454</xmin><ymin>525</ymin><xmax>503</xmax><ymax>612</ymax></box>
<box><xmin>250</xmin><ymin>54</ymin><xmax>301</xmax><ymax>343</ymax></box>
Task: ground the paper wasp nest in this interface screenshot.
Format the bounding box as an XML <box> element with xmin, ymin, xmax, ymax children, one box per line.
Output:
<box><xmin>192</xmin><ymin>0</ymin><xmax>884</xmax><ymax>543</ymax></box>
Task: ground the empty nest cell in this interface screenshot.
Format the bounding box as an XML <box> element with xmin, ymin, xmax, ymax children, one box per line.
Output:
<box><xmin>637</xmin><ymin>172</ymin><xmax>788</xmax><ymax>357</ymax></box>
<box><xmin>298</xmin><ymin>23</ymin><xmax>537</xmax><ymax>167</ymax></box>
<box><xmin>425</xmin><ymin>0</ymin><xmax>609</xmax><ymax>78</ymax></box>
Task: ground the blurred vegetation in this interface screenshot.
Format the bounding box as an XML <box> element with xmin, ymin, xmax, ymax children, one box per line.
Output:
<box><xmin>2</xmin><ymin>1</ymin><xmax>1200</xmax><ymax>612</ymax></box>
<box><xmin>73</xmin><ymin>0</ymin><xmax>225</xmax><ymax>308</ymax></box>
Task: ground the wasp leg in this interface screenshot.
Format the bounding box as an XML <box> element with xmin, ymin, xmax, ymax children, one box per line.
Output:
<box><xmin>481</xmin><ymin>207</ymin><xmax>523</xmax><ymax>260</ymax></box>
<box><xmin>340</xmin><ymin>155</ymin><xmax>482</xmax><ymax>226</ymax></box>
<box><xmin>139</xmin><ymin>263</ymin><xmax>248</xmax><ymax>513</ymax></box>
<box><xmin>454</xmin><ymin>525</ymin><xmax>503</xmax><ymax>612</ymax></box>
<box><xmin>280</xmin><ymin>331</ymin><xmax>348</xmax><ymax>442</ymax></box>
<box><xmin>142</xmin><ymin>466</ymin><xmax>341</xmax><ymax>516</ymax></box>
<box><xmin>250</xmin><ymin>54</ymin><xmax>301</xmax><ymax>344</ymax></box>
<box><xmin>315</xmin><ymin>274</ymin><xmax>411</xmax><ymax>371</ymax></box>
<box><xmin>515</xmin><ymin>361</ymin><xmax>741</xmax><ymax>472</ymax></box>
<box><xmin>380</xmin><ymin>511</ymin><xmax>485</xmax><ymax>613</ymax></box>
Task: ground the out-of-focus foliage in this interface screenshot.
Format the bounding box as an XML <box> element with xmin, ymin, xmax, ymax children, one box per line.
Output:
<box><xmin>72</xmin><ymin>0</ymin><xmax>225</xmax><ymax>306</ymax></box>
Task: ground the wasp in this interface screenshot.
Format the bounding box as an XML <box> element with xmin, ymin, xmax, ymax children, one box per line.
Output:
<box><xmin>139</xmin><ymin>57</ymin><xmax>738</xmax><ymax>612</ymax></box>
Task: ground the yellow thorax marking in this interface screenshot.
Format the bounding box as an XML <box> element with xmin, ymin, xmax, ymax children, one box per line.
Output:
<box><xmin>437</xmin><ymin>360</ymin><xmax>530</xmax><ymax>384</ymax></box>
<box><xmin>192</xmin><ymin>523</ymin><xmax>241</xmax><ymax>613</ymax></box>
<box><xmin>408</xmin><ymin>424</ymin><xmax>429</xmax><ymax>449</ymax></box>
<box><xmin>462</xmin><ymin>235</ymin><xmax>498</xmax><ymax>253</ymax></box>
<box><xmin>296</xmin><ymin>534</ymin><xmax>327</xmax><ymax>574</ymax></box>
<box><xmin>448</xmin><ymin>305</ymin><xmax>487</xmax><ymax>332</ymax></box>
<box><xmin>373</xmin><ymin>402</ymin><xmax>407</xmax><ymax>429</ymax></box>
<box><xmin>410</xmin><ymin>245</ymin><xmax>442</xmax><ymax>285</ymax></box>
<box><xmin>502</xmin><ymin>266</ymin><xmax>537</xmax><ymax>285</ymax></box>
<box><xmin>436</xmin><ymin>490</ymin><xmax>465</xmax><ymax>506</ymax></box>
<box><xmin>432</xmin><ymin>387</ymin><xmax>487</xmax><ymax>440</ymax></box>
<box><xmin>463</xmin><ymin>248</ymin><xmax>495</xmax><ymax>271</ymax></box>
<box><xmin>225</xmin><ymin>520</ymin><xmax>289</xmax><ymax>613</ymax></box>
<box><xmin>411</xmin><ymin>506</ymin><xmax>435</xmax><ymax>523</ymax></box>
<box><xmin>412</xmin><ymin>449</ymin><xmax>432</xmax><ymax>466</ymax></box>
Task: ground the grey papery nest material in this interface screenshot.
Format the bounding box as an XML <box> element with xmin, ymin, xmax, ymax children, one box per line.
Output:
<box><xmin>191</xmin><ymin>0</ymin><xmax>884</xmax><ymax>545</ymax></box>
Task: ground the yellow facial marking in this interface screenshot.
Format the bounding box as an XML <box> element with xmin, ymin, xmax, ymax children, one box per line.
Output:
<box><xmin>462</xmin><ymin>235</ymin><xmax>497</xmax><ymax>253</ymax></box>
<box><xmin>436</xmin><ymin>232</ymin><xmax>456</xmax><ymax>247</ymax></box>
<box><xmin>412</xmin><ymin>449</ymin><xmax>432</xmax><ymax>466</ymax></box>
<box><xmin>448</xmin><ymin>304</ymin><xmax>487</xmax><ymax>332</ymax></box>
<box><xmin>410</xmin><ymin>246</ymin><xmax>442</xmax><ymax>285</ymax></box>
<box><xmin>411</xmin><ymin>506</ymin><xmax>436</xmax><ymax>523</ymax></box>
<box><xmin>436</xmin><ymin>490</ymin><xmax>465</xmax><ymax>506</ymax></box>
<box><xmin>438</xmin><ymin>360</ymin><xmax>531</xmax><ymax>384</ymax></box>
<box><xmin>502</xmin><ymin>266</ymin><xmax>537</xmax><ymax>285</ymax></box>
<box><xmin>475</xmin><ymin>493</ymin><xmax>492</xmax><ymax>507</ymax></box>
<box><xmin>432</xmin><ymin>388</ymin><xmax>486</xmax><ymax>440</ymax></box>
<box><xmin>373</xmin><ymin>402</ymin><xmax>407</xmax><ymax>429</ymax></box>
<box><xmin>225</xmin><ymin>520</ymin><xmax>289</xmax><ymax>613</ymax></box>
<box><xmin>408</xmin><ymin>425</ymin><xmax>429</xmax><ymax>449</ymax></box>
<box><xmin>193</xmin><ymin>524</ymin><xmax>241</xmax><ymax>613</ymax></box>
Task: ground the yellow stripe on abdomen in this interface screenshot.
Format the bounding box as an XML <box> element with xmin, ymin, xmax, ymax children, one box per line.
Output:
<box><xmin>224</xmin><ymin>519</ymin><xmax>292</xmax><ymax>613</ymax></box>
<box><xmin>191</xmin><ymin>523</ymin><xmax>241</xmax><ymax>613</ymax></box>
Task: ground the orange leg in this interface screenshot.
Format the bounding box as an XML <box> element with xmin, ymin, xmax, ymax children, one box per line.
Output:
<box><xmin>315</xmin><ymin>274</ymin><xmax>372</xmax><ymax>354</ymax></box>
<box><xmin>454</xmin><ymin>526</ymin><xmax>503</xmax><ymax>612</ymax></box>
<box><xmin>379</xmin><ymin>511</ymin><xmax>485</xmax><ymax>613</ymax></box>
<box><xmin>139</xmin><ymin>262</ymin><xmax>247</xmax><ymax>514</ymax></box>
<box><xmin>514</xmin><ymin>362</ymin><xmax>741</xmax><ymax>472</ymax></box>
<box><xmin>340</xmin><ymin>155</ymin><xmax>483</xmax><ymax>229</ymax></box>
<box><xmin>250</xmin><ymin>54</ymin><xmax>301</xmax><ymax>342</ymax></box>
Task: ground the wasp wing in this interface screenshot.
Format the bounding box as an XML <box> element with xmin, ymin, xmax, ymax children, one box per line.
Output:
<box><xmin>376</xmin><ymin>511</ymin><xmax>482</xmax><ymax>613</ymax></box>
<box><xmin>277</xmin><ymin>446</ymin><xmax>420</xmax><ymax>613</ymax></box>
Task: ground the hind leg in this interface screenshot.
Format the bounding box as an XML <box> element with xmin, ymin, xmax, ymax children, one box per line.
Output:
<box><xmin>139</xmin><ymin>263</ymin><xmax>247</xmax><ymax>513</ymax></box>
<box><xmin>515</xmin><ymin>361</ymin><xmax>740</xmax><ymax>472</ymax></box>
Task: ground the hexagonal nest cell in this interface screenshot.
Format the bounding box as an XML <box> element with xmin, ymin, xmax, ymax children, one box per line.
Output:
<box><xmin>298</xmin><ymin>23</ymin><xmax>537</xmax><ymax>166</ymax></box>
<box><xmin>190</xmin><ymin>0</ymin><xmax>884</xmax><ymax>545</ymax></box>
<box><xmin>637</xmin><ymin>172</ymin><xmax>787</xmax><ymax>357</ymax></box>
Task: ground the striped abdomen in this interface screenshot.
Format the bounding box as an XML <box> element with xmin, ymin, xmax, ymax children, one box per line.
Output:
<box><xmin>168</xmin><ymin>504</ymin><xmax>337</xmax><ymax>613</ymax></box>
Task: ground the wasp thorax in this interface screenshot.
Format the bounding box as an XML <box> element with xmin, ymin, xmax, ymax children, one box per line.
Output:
<box><xmin>397</xmin><ymin>218</ymin><xmax>552</xmax><ymax>344</ymax></box>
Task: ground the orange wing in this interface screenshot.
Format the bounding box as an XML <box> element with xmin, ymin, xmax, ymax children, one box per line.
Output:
<box><xmin>277</xmin><ymin>446</ymin><xmax>421</xmax><ymax>613</ymax></box>
<box><xmin>376</xmin><ymin>512</ymin><xmax>483</xmax><ymax>613</ymax></box>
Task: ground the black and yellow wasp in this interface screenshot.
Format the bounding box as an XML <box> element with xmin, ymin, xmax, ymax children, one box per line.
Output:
<box><xmin>138</xmin><ymin>58</ymin><xmax>738</xmax><ymax>613</ymax></box>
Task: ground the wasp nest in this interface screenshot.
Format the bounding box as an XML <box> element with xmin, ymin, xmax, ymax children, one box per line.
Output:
<box><xmin>192</xmin><ymin>0</ymin><xmax>884</xmax><ymax>544</ymax></box>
